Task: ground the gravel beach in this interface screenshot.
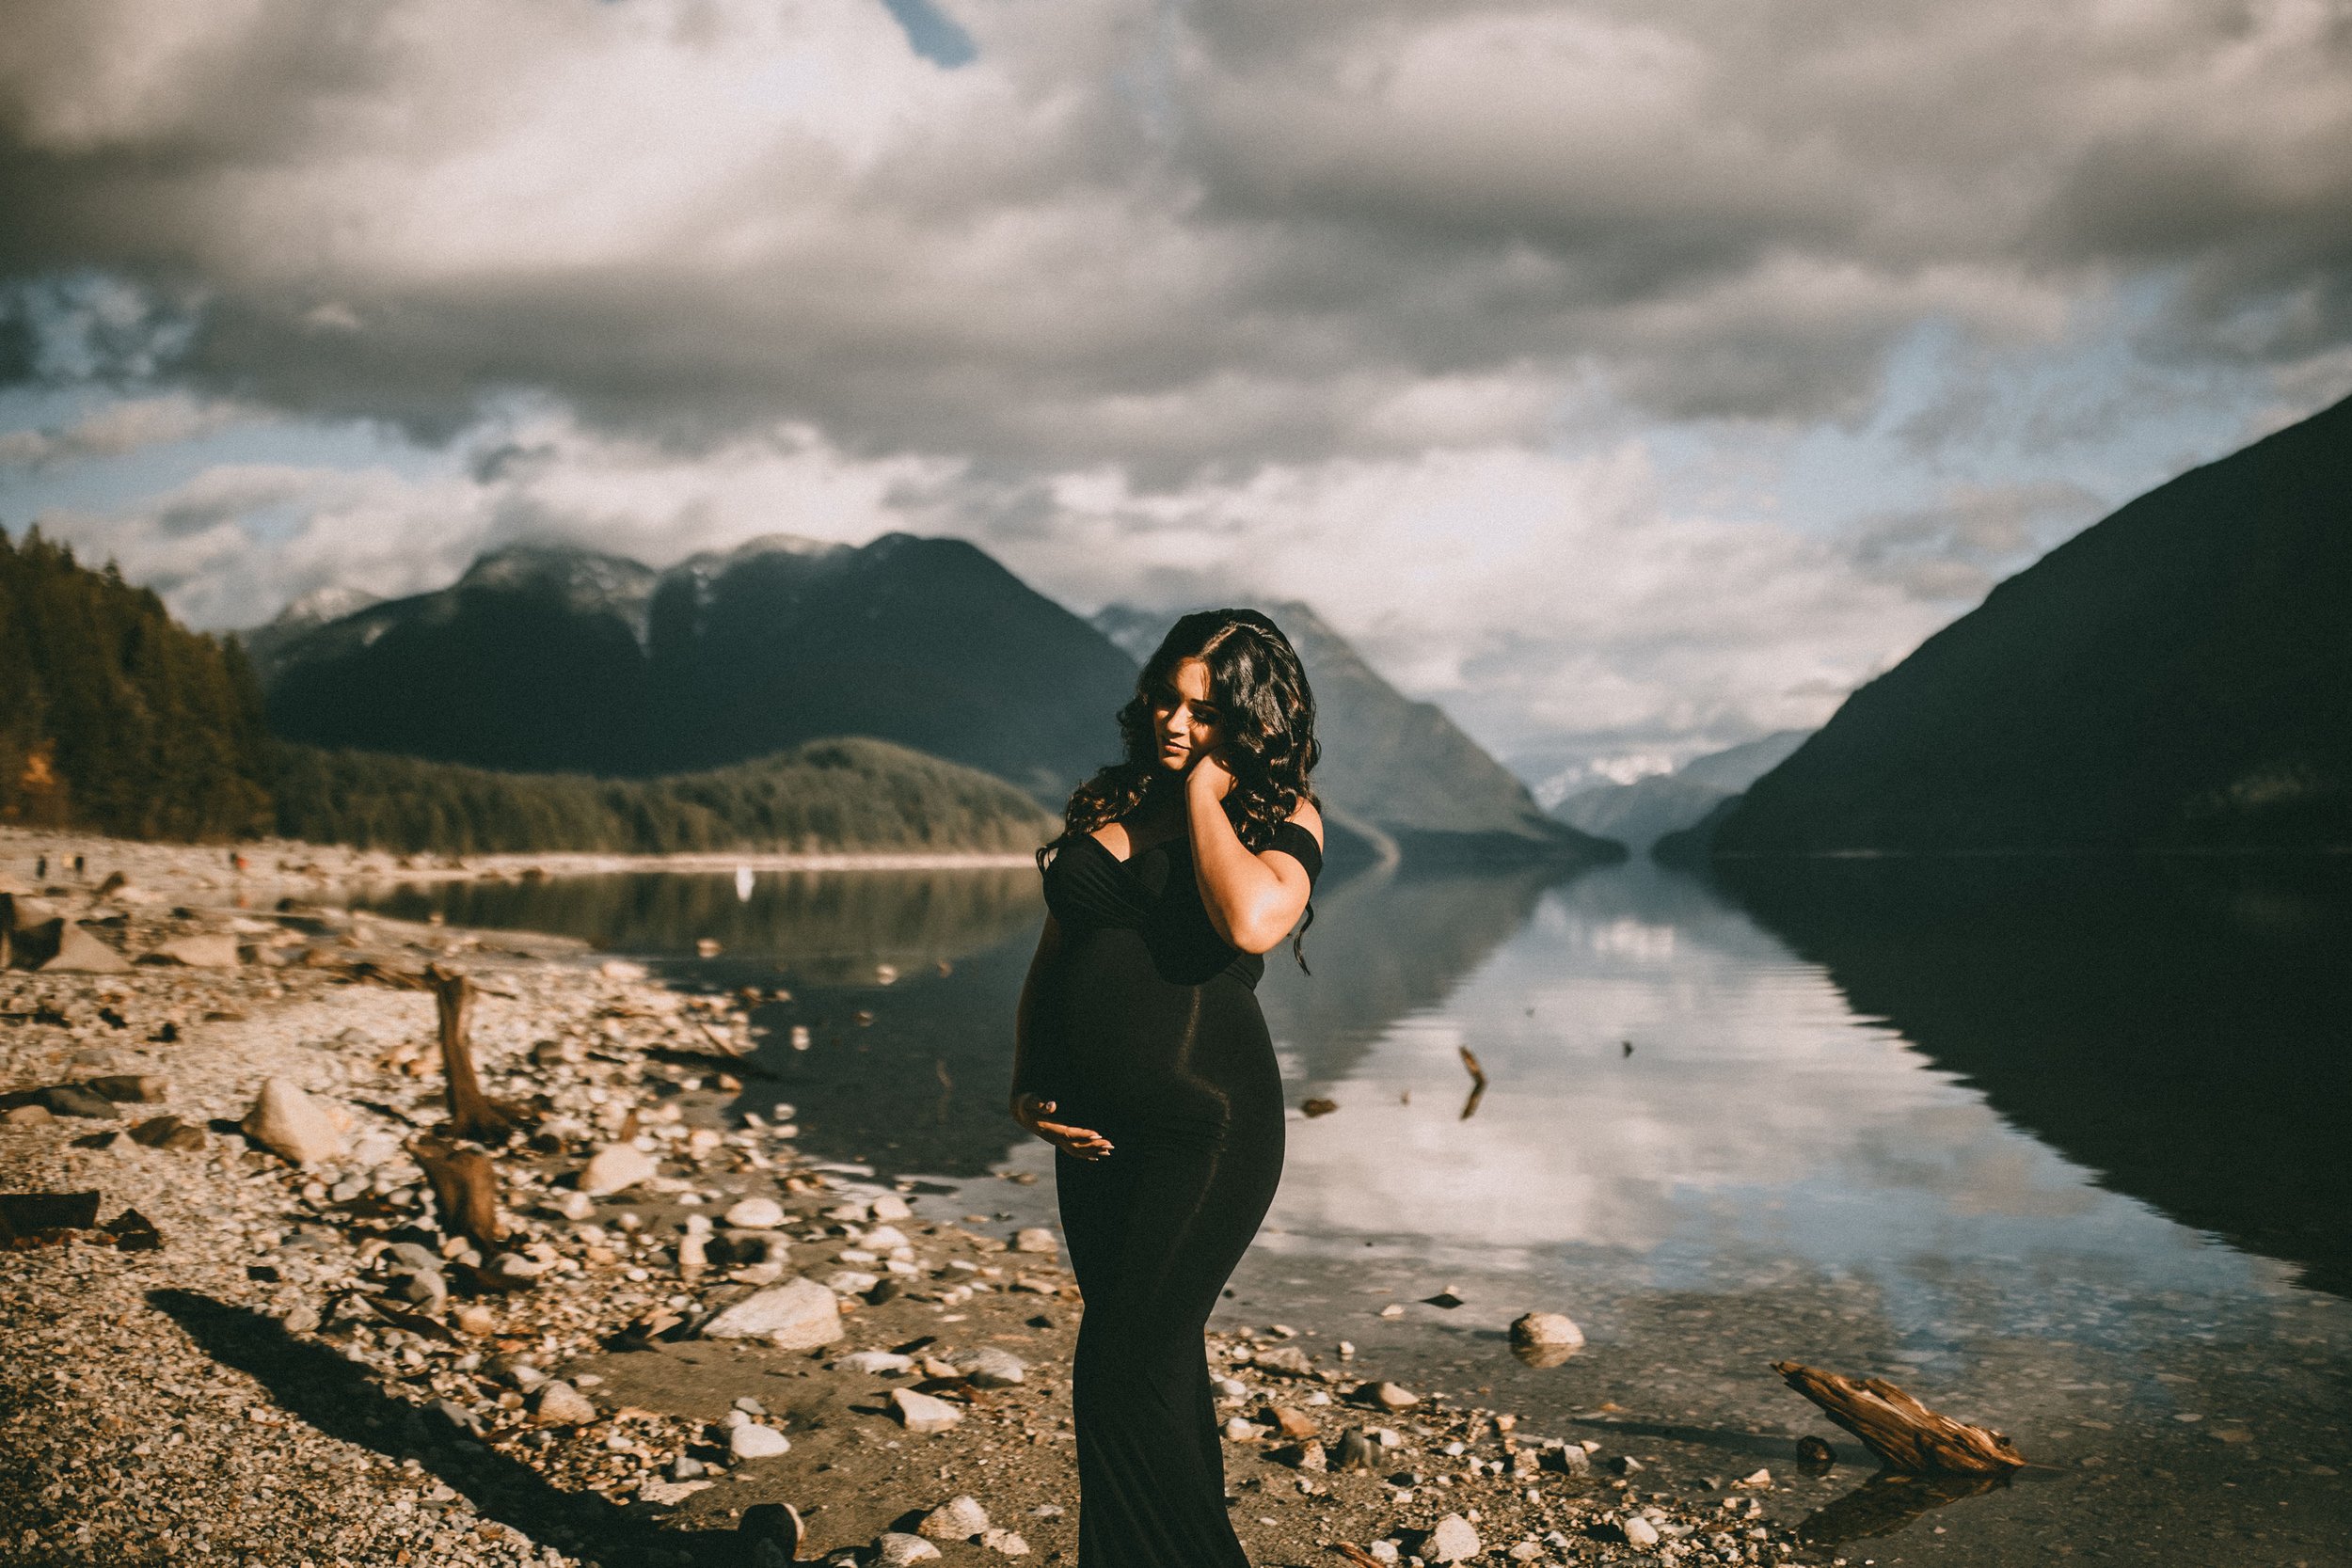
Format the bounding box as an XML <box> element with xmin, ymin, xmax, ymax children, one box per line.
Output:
<box><xmin>1</xmin><ymin>828</ymin><xmax>1812</xmax><ymax>1568</ymax></box>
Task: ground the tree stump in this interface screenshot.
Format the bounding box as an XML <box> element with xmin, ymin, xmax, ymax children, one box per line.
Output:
<box><xmin>412</xmin><ymin>1137</ymin><xmax>504</xmax><ymax>1246</ymax></box>
<box><xmin>424</xmin><ymin>964</ymin><xmax>528</xmax><ymax>1144</ymax></box>
<box><xmin>1771</xmin><ymin>1361</ymin><xmax>2026</xmax><ymax>1475</ymax></box>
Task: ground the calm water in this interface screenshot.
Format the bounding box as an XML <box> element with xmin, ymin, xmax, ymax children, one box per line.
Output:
<box><xmin>361</xmin><ymin>858</ymin><xmax>2352</xmax><ymax>1565</ymax></box>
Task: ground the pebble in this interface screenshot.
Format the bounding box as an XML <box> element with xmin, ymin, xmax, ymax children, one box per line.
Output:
<box><xmin>729</xmin><ymin>1422</ymin><xmax>791</xmax><ymax>1459</ymax></box>
<box><xmin>528</xmin><ymin>1381</ymin><xmax>597</xmax><ymax>1426</ymax></box>
<box><xmin>868</xmin><ymin>1193</ymin><xmax>914</xmax><ymax>1221</ymax></box>
<box><xmin>980</xmin><ymin>1528</ymin><xmax>1030</xmax><ymax>1556</ymax></box>
<box><xmin>724</xmin><ymin>1196</ymin><xmax>787</xmax><ymax>1229</ymax></box>
<box><xmin>1373</xmin><ymin>1382</ymin><xmax>1421</xmax><ymax>1409</ymax></box>
<box><xmin>917</xmin><ymin>1496</ymin><xmax>991</xmax><ymax>1539</ymax></box>
<box><xmin>151</xmin><ymin>933</ymin><xmax>241</xmax><ymax>968</ymax></box>
<box><xmin>239</xmin><ymin>1077</ymin><xmax>344</xmax><ymax>1165</ymax></box>
<box><xmin>39</xmin><ymin>1084</ymin><xmax>116</xmax><ymax>1118</ymax></box>
<box><xmin>952</xmin><ymin>1346</ymin><xmax>1026</xmax><ymax>1387</ymax></box>
<box><xmin>891</xmin><ymin>1387</ymin><xmax>963</xmax><ymax>1434</ymax></box>
<box><xmin>699</xmin><ymin>1277</ymin><xmax>845</xmax><ymax>1349</ymax></box>
<box><xmin>579</xmin><ymin>1142</ymin><xmax>659</xmax><ymax>1196</ymax></box>
<box><xmin>1427</xmin><ymin>1513</ymin><xmax>1482</xmax><ymax>1562</ymax></box>
<box><xmin>836</xmin><ymin>1350</ymin><xmax>915</xmax><ymax>1374</ymax></box>
<box><xmin>1622</xmin><ymin>1514</ymin><xmax>1662</xmax><ymax>1547</ymax></box>
<box><xmin>1012</xmin><ymin>1227</ymin><xmax>1058</xmax><ymax>1254</ymax></box>
<box><xmin>875</xmin><ymin>1534</ymin><xmax>943</xmax><ymax>1566</ymax></box>
<box><xmin>1509</xmin><ymin>1310</ymin><xmax>1584</xmax><ymax>1366</ymax></box>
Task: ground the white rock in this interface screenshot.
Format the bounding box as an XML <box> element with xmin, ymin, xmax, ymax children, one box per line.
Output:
<box><xmin>729</xmin><ymin>1422</ymin><xmax>791</xmax><ymax>1459</ymax></box>
<box><xmin>151</xmin><ymin>933</ymin><xmax>241</xmax><ymax>968</ymax></box>
<box><xmin>861</xmin><ymin>1224</ymin><xmax>910</xmax><ymax>1249</ymax></box>
<box><xmin>1427</xmin><ymin>1514</ymin><xmax>1482</xmax><ymax>1563</ymax></box>
<box><xmin>240</xmin><ymin>1078</ymin><xmax>345</xmax><ymax>1166</ymax></box>
<box><xmin>1373</xmin><ymin>1382</ymin><xmax>1420</xmax><ymax>1410</ymax></box>
<box><xmin>868</xmin><ymin>1193</ymin><xmax>913</xmax><ymax>1220</ymax></box>
<box><xmin>580</xmin><ymin>1143</ymin><xmax>660</xmax><ymax>1196</ymax></box>
<box><xmin>1622</xmin><ymin>1515</ymin><xmax>1661</xmax><ymax>1548</ymax></box>
<box><xmin>917</xmin><ymin>1496</ymin><xmax>990</xmax><ymax>1539</ymax></box>
<box><xmin>1509</xmin><ymin>1310</ymin><xmax>1585</xmax><ymax>1366</ymax></box>
<box><xmin>951</xmin><ymin>1346</ymin><xmax>1026</xmax><ymax>1387</ymax></box>
<box><xmin>875</xmin><ymin>1535</ymin><xmax>942</xmax><ymax>1566</ymax></box>
<box><xmin>1223</xmin><ymin>1417</ymin><xmax>1262</xmax><ymax>1441</ymax></box>
<box><xmin>980</xmin><ymin>1528</ymin><xmax>1029</xmax><ymax>1556</ymax></box>
<box><xmin>1011</xmin><ymin>1227</ymin><xmax>1058</xmax><ymax>1254</ymax></box>
<box><xmin>890</xmin><ymin>1387</ymin><xmax>963</xmax><ymax>1434</ymax></box>
<box><xmin>529</xmin><ymin>1381</ymin><xmax>596</xmax><ymax>1426</ymax></box>
<box><xmin>724</xmin><ymin>1197</ymin><xmax>786</xmax><ymax>1229</ymax></box>
<box><xmin>835</xmin><ymin>1350</ymin><xmax>914</xmax><ymax>1375</ymax></box>
<box><xmin>41</xmin><ymin>926</ymin><xmax>130</xmax><ymax>974</ymax></box>
<box><xmin>823</xmin><ymin>1270</ymin><xmax>880</xmax><ymax>1295</ymax></box>
<box><xmin>699</xmin><ymin>1278</ymin><xmax>844</xmax><ymax>1349</ymax></box>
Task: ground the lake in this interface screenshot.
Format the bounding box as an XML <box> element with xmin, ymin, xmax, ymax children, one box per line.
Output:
<box><xmin>359</xmin><ymin>855</ymin><xmax>2352</xmax><ymax>1565</ymax></box>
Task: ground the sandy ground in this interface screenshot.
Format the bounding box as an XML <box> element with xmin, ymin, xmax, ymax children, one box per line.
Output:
<box><xmin>0</xmin><ymin>827</ymin><xmax>1807</xmax><ymax>1568</ymax></box>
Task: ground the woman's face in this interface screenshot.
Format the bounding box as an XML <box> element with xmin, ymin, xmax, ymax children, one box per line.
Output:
<box><xmin>1150</xmin><ymin>657</ymin><xmax>1226</xmax><ymax>772</ymax></box>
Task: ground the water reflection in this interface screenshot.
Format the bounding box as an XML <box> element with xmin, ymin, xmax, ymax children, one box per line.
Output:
<box><xmin>1712</xmin><ymin>856</ymin><xmax>2352</xmax><ymax>1298</ymax></box>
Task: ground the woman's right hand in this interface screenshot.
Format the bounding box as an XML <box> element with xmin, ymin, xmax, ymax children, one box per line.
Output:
<box><xmin>1011</xmin><ymin>1092</ymin><xmax>1114</xmax><ymax>1160</ymax></box>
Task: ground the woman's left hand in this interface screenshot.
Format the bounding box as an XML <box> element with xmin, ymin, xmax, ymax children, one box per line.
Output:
<box><xmin>1188</xmin><ymin>746</ymin><xmax>1236</xmax><ymax>801</ymax></box>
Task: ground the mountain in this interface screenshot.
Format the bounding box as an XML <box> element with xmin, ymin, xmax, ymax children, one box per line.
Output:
<box><xmin>1713</xmin><ymin>393</ymin><xmax>2352</xmax><ymax>854</ymax></box>
<box><xmin>242</xmin><ymin>584</ymin><xmax>383</xmax><ymax>683</ymax></box>
<box><xmin>1553</xmin><ymin>730</ymin><xmax>1812</xmax><ymax>851</ymax></box>
<box><xmin>1092</xmin><ymin>600</ymin><xmax>1622</xmax><ymax>866</ymax></box>
<box><xmin>0</xmin><ymin>528</ymin><xmax>273</xmax><ymax>840</ymax></box>
<box><xmin>259</xmin><ymin>533</ymin><xmax>1139</xmax><ymax>800</ymax></box>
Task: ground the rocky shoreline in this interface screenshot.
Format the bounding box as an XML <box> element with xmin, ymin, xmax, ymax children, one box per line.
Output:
<box><xmin>1</xmin><ymin>828</ymin><xmax>1811</xmax><ymax>1568</ymax></box>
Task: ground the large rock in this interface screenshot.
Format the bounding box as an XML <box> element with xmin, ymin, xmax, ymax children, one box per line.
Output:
<box><xmin>148</xmin><ymin>933</ymin><xmax>241</xmax><ymax>968</ymax></box>
<box><xmin>241</xmin><ymin>1078</ymin><xmax>345</xmax><ymax>1165</ymax></box>
<box><xmin>1509</xmin><ymin>1310</ymin><xmax>1585</xmax><ymax>1367</ymax></box>
<box><xmin>917</xmin><ymin>1497</ymin><xmax>990</xmax><ymax>1540</ymax></box>
<box><xmin>1426</xmin><ymin>1514</ymin><xmax>1482</xmax><ymax>1563</ymax></box>
<box><xmin>579</xmin><ymin>1143</ymin><xmax>660</xmax><ymax>1196</ymax></box>
<box><xmin>42</xmin><ymin>926</ymin><xmax>130</xmax><ymax>974</ymax></box>
<box><xmin>40</xmin><ymin>1085</ymin><xmax>118</xmax><ymax>1119</ymax></box>
<box><xmin>875</xmin><ymin>1535</ymin><xmax>942</xmax><ymax>1567</ymax></box>
<box><xmin>890</xmin><ymin>1387</ymin><xmax>962</xmax><ymax>1434</ymax></box>
<box><xmin>729</xmin><ymin>1422</ymin><xmax>791</xmax><ymax>1459</ymax></box>
<box><xmin>699</xmin><ymin>1277</ymin><xmax>843</xmax><ymax>1349</ymax></box>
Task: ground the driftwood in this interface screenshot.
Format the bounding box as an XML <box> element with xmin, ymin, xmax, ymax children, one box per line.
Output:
<box><xmin>424</xmin><ymin>964</ymin><xmax>529</xmax><ymax>1143</ymax></box>
<box><xmin>1458</xmin><ymin>1045</ymin><xmax>1488</xmax><ymax>1119</ymax></box>
<box><xmin>411</xmin><ymin>1137</ymin><xmax>505</xmax><ymax>1246</ymax></box>
<box><xmin>1772</xmin><ymin>1361</ymin><xmax>2027</xmax><ymax>1475</ymax></box>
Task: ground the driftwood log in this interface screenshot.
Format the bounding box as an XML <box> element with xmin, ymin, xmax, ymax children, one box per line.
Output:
<box><xmin>1772</xmin><ymin>1360</ymin><xmax>2027</xmax><ymax>1475</ymax></box>
<box><xmin>411</xmin><ymin>1137</ymin><xmax>504</xmax><ymax>1246</ymax></box>
<box><xmin>423</xmin><ymin>964</ymin><xmax>529</xmax><ymax>1143</ymax></box>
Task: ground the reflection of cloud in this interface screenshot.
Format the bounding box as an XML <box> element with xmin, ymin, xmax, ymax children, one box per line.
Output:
<box><xmin>1266</xmin><ymin>868</ymin><xmax>2200</xmax><ymax>1276</ymax></box>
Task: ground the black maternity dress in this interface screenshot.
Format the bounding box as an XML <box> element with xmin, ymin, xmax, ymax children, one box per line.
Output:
<box><xmin>1025</xmin><ymin>820</ymin><xmax>1324</xmax><ymax>1567</ymax></box>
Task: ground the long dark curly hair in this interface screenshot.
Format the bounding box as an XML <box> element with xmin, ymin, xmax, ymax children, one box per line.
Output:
<box><xmin>1043</xmin><ymin>608</ymin><xmax>1321</xmax><ymax>968</ymax></box>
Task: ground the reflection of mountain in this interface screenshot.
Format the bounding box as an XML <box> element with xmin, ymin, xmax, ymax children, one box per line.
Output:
<box><xmin>1258</xmin><ymin>864</ymin><xmax>1575</xmax><ymax>1086</ymax></box>
<box><xmin>1714</xmin><ymin>857</ymin><xmax>2352</xmax><ymax>1297</ymax></box>
<box><xmin>1094</xmin><ymin>600</ymin><xmax>1623</xmax><ymax>867</ymax></box>
<box><xmin>358</xmin><ymin>868</ymin><xmax>1042</xmax><ymax>977</ymax></box>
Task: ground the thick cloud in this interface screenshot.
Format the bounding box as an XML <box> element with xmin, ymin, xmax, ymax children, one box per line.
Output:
<box><xmin>2</xmin><ymin>0</ymin><xmax>2347</xmax><ymax>465</ymax></box>
<box><xmin>3</xmin><ymin>0</ymin><xmax>2349</xmax><ymax>773</ymax></box>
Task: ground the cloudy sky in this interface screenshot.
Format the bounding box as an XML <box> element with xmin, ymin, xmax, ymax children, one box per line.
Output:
<box><xmin>4</xmin><ymin>0</ymin><xmax>2348</xmax><ymax>793</ymax></box>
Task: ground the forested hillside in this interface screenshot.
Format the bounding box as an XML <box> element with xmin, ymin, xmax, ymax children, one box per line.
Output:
<box><xmin>0</xmin><ymin>529</ymin><xmax>274</xmax><ymax>840</ymax></box>
<box><xmin>270</xmin><ymin>738</ymin><xmax>1056</xmax><ymax>857</ymax></box>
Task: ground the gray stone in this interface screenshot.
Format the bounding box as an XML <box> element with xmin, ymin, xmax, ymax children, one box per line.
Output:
<box><xmin>2</xmin><ymin>1104</ymin><xmax>51</xmax><ymax>1127</ymax></box>
<box><xmin>1252</xmin><ymin>1344</ymin><xmax>1313</xmax><ymax>1376</ymax></box>
<box><xmin>890</xmin><ymin>1387</ymin><xmax>962</xmax><ymax>1434</ymax></box>
<box><xmin>1546</xmin><ymin>1442</ymin><xmax>1593</xmax><ymax>1477</ymax></box>
<box><xmin>875</xmin><ymin>1535</ymin><xmax>942</xmax><ymax>1567</ymax></box>
<box><xmin>729</xmin><ymin>1422</ymin><xmax>791</xmax><ymax>1459</ymax></box>
<box><xmin>40</xmin><ymin>1085</ymin><xmax>118</xmax><ymax>1118</ymax></box>
<box><xmin>980</xmin><ymin>1528</ymin><xmax>1030</xmax><ymax>1557</ymax></box>
<box><xmin>391</xmin><ymin>1270</ymin><xmax>449</xmax><ymax>1308</ymax></box>
<box><xmin>387</xmin><ymin>1241</ymin><xmax>441</xmax><ymax>1272</ymax></box>
<box><xmin>1621</xmin><ymin>1515</ymin><xmax>1661</xmax><ymax>1547</ymax></box>
<box><xmin>579</xmin><ymin>1143</ymin><xmax>659</xmax><ymax>1196</ymax></box>
<box><xmin>868</xmin><ymin>1193</ymin><xmax>913</xmax><ymax>1221</ymax></box>
<box><xmin>1372</xmin><ymin>1381</ymin><xmax>1420</xmax><ymax>1409</ymax></box>
<box><xmin>241</xmin><ymin>1078</ymin><xmax>344</xmax><ymax>1165</ymax></box>
<box><xmin>484</xmin><ymin>1252</ymin><xmax>543</xmax><ymax>1290</ymax></box>
<box><xmin>917</xmin><ymin>1496</ymin><xmax>990</xmax><ymax>1540</ymax></box>
<box><xmin>699</xmin><ymin>1277</ymin><xmax>843</xmax><ymax>1349</ymax></box>
<box><xmin>834</xmin><ymin>1350</ymin><xmax>914</xmax><ymax>1374</ymax></box>
<box><xmin>950</xmin><ymin>1346</ymin><xmax>1026</xmax><ymax>1387</ymax></box>
<box><xmin>1426</xmin><ymin>1514</ymin><xmax>1481</xmax><ymax>1563</ymax></box>
<box><xmin>1335</xmin><ymin>1429</ymin><xmax>1377</xmax><ymax>1471</ymax></box>
<box><xmin>530</xmin><ymin>1381</ymin><xmax>597</xmax><ymax>1426</ymax></box>
<box><xmin>1011</xmin><ymin>1226</ymin><xmax>1058</xmax><ymax>1254</ymax></box>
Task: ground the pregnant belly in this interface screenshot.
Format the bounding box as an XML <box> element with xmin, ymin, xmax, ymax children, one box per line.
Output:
<box><xmin>1051</xmin><ymin>930</ymin><xmax>1281</xmax><ymax>1141</ymax></box>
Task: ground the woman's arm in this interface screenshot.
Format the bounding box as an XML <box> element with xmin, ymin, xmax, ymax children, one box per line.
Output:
<box><xmin>1009</xmin><ymin>912</ymin><xmax>1113</xmax><ymax>1159</ymax></box>
<box><xmin>1185</xmin><ymin>758</ymin><xmax>1321</xmax><ymax>954</ymax></box>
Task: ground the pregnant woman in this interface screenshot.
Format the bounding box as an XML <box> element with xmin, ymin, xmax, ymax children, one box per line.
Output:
<box><xmin>1010</xmin><ymin>608</ymin><xmax>1325</xmax><ymax>1566</ymax></box>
